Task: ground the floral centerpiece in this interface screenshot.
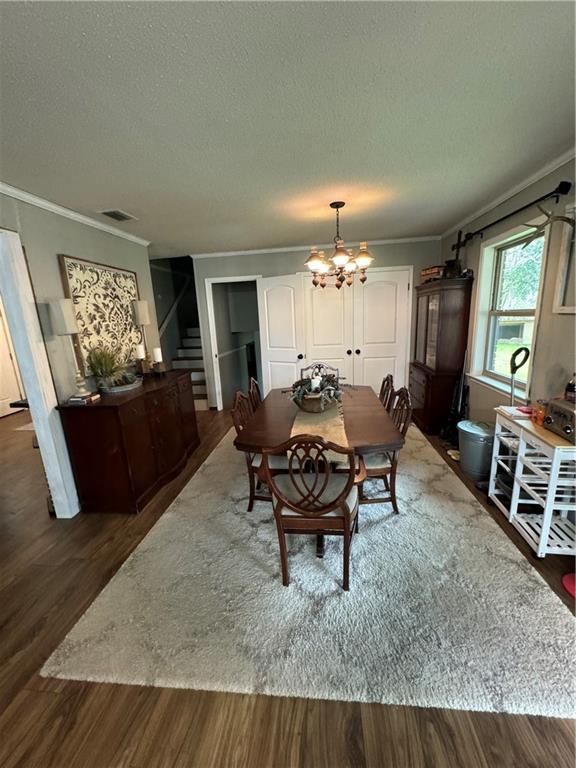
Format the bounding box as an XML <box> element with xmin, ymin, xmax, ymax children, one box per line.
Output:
<box><xmin>290</xmin><ymin>369</ymin><xmax>342</xmax><ymax>413</ymax></box>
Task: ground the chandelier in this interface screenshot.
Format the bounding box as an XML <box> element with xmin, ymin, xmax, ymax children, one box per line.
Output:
<box><xmin>305</xmin><ymin>201</ymin><xmax>373</xmax><ymax>289</ymax></box>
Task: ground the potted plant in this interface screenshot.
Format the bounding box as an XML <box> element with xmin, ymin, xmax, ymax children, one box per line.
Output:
<box><xmin>86</xmin><ymin>346</ymin><xmax>142</xmax><ymax>394</ymax></box>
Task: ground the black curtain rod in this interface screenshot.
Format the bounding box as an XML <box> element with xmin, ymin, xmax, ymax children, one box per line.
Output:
<box><xmin>451</xmin><ymin>180</ymin><xmax>572</xmax><ymax>253</ymax></box>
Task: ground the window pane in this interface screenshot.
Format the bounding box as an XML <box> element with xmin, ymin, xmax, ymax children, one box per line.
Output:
<box><xmin>487</xmin><ymin>316</ymin><xmax>534</xmax><ymax>382</ymax></box>
<box><xmin>495</xmin><ymin>236</ymin><xmax>544</xmax><ymax>310</ymax></box>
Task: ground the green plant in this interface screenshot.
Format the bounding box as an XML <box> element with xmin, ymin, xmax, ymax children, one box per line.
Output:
<box><xmin>290</xmin><ymin>373</ymin><xmax>342</xmax><ymax>410</ymax></box>
<box><xmin>86</xmin><ymin>346</ymin><xmax>131</xmax><ymax>387</ymax></box>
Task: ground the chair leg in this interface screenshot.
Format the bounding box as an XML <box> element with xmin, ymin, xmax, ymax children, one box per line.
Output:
<box><xmin>355</xmin><ymin>513</ymin><xmax>359</xmax><ymax>533</ymax></box>
<box><xmin>275</xmin><ymin>518</ymin><xmax>290</xmax><ymax>586</ymax></box>
<box><xmin>390</xmin><ymin>463</ymin><xmax>399</xmax><ymax>514</ymax></box>
<box><xmin>316</xmin><ymin>534</ymin><xmax>325</xmax><ymax>558</ymax></box>
<box><xmin>383</xmin><ymin>475</ymin><xmax>390</xmax><ymax>492</ymax></box>
<box><xmin>247</xmin><ymin>468</ymin><xmax>256</xmax><ymax>512</ymax></box>
<box><xmin>343</xmin><ymin>527</ymin><xmax>350</xmax><ymax>591</ymax></box>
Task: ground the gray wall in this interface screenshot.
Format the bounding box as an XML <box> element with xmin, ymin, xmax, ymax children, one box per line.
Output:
<box><xmin>212</xmin><ymin>282</ymin><xmax>249</xmax><ymax>408</ymax></box>
<box><xmin>441</xmin><ymin>160</ymin><xmax>575</xmax><ymax>422</ymax></box>
<box><xmin>0</xmin><ymin>194</ymin><xmax>159</xmax><ymax>401</ymax></box>
<box><xmin>193</xmin><ymin>239</ymin><xmax>441</xmax><ymax>406</ymax></box>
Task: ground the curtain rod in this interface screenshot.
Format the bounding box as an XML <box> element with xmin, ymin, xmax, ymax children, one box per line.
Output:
<box><xmin>451</xmin><ymin>180</ymin><xmax>572</xmax><ymax>254</ymax></box>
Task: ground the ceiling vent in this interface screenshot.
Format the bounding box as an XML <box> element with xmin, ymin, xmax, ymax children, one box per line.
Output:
<box><xmin>99</xmin><ymin>209</ymin><xmax>138</xmax><ymax>222</ymax></box>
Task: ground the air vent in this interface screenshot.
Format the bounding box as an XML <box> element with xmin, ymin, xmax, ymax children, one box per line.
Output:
<box><xmin>99</xmin><ymin>209</ymin><xmax>138</xmax><ymax>222</ymax></box>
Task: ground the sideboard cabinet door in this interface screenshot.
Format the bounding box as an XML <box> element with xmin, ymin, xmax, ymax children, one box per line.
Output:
<box><xmin>178</xmin><ymin>375</ymin><xmax>199</xmax><ymax>450</ymax></box>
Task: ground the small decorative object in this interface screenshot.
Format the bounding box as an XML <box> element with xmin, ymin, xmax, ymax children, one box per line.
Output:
<box><xmin>305</xmin><ymin>202</ymin><xmax>373</xmax><ymax>289</ymax></box>
<box><xmin>443</xmin><ymin>258</ymin><xmax>463</xmax><ymax>279</ymax></box>
<box><xmin>420</xmin><ymin>265</ymin><xmax>445</xmax><ymax>282</ymax></box>
<box><xmin>59</xmin><ymin>254</ymin><xmax>142</xmax><ymax>376</ymax></box>
<box><xmin>134</xmin><ymin>341</ymin><xmax>152</xmax><ymax>376</ymax></box>
<box><xmin>50</xmin><ymin>298</ymin><xmax>92</xmax><ymax>398</ymax></box>
<box><xmin>86</xmin><ymin>346</ymin><xmax>142</xmax><ymax>394</ymax></box>
<box><xmin>152</xmin><ymin>347</ymin><xmax>166</xmax><ymax>375</ymax></box>
<box><xmin>290</xmin><ymin>363</ymin><xmax>342</xmax><ymax>413</ymax></box>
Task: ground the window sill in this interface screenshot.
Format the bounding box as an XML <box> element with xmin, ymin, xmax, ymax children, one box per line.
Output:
<box><xmin>467</xmin><ymin>373</ymin><xmax>528</xmax><ymax>404</ymax></box>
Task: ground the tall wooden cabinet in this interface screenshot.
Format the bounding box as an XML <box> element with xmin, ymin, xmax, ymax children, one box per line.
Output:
<box><xmin>409</xmin><ymin>278</ymin><xmax>473</xmax><ymax>434</ymax></box>
<box><xmin>58</xmin><ymin>371</ymin><xmax>199</xmax><ymax>514</ymax></box>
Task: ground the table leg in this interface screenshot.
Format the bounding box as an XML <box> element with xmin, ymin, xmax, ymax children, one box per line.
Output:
<box><xmin>316</xmin><ymin>534</ymin><xmax>325</xmax><ymax>559</ymax></box>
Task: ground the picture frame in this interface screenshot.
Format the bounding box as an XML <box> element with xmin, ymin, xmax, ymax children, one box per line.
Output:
<box><xmin>58</xmin><ymin>254</ymin><xmax>142</xmax><ymax>376</ymax></box>
<box><xmin>553</xmin><ymin>204</ymin><xmax>575</xmax><ymax>314</ymax></box>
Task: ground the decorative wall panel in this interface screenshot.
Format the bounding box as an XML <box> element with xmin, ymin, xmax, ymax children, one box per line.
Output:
<box><xmin>59</xmin><ymin>254</ymin><xmax>142</xmax><ymax>375</ymax></box>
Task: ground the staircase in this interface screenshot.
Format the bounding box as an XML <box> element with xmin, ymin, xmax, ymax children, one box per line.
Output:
<box><xmin>171</xmin><ymin>327</ymin><xmax>208</xmax><ymax>410</ymax></box>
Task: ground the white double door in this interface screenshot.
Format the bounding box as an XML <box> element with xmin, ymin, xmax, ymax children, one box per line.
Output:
<box><xmin>257</xmin><ymin>268</ymin><xmax>411</xmax><ymax>395</ymax></box>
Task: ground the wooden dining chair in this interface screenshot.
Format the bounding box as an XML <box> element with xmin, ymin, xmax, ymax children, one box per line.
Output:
<box><xmin>262</xmin><ymin>435</ymin><xmax>365</xmax><ymax>591</ymax></box>
<box><xmin>378</xmin><ymin>374</ymin><xmax>395</xmax><ymax>411</ymax></box>
<box><xmin>248</xmin><ymin>377</ymin><xmax>262</xmax><ymax>412</ymax></box>
<box><xmin>231</xmin><ymin>391</ymin><xmax>287</xmax><ymax>511</ymax></box>
<box><xmin>358</xmin><ymin>387</ymin><xmax>412</xmax><ymax>513</ymax></box>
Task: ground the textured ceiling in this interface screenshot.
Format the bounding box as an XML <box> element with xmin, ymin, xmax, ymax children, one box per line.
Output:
<box><xmin>0</xmin><ymin>2</ymin><xmax>574</xmax><ymax>255</ymax></box>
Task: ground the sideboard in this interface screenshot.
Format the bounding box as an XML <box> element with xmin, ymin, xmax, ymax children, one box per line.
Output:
<box><xmin>58</xmin><ymin>371</ymin><xmax>199</xmax><ymax>514</ymax></box>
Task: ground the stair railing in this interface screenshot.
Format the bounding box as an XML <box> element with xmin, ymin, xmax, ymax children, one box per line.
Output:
<box><xmin>158</xmin><ymin>275</ymin><xmax>192</xmax><ymax>339</ymax></box>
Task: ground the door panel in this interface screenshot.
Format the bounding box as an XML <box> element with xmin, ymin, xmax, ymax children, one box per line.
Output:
<box><xmin>353</xmin><ymin>269</ymin><xmax>410</xmax><ymax>391</ymax></box>
<box><xmin>257</xmin><ymin>275</ymin><xmax>305</xmax><ymax>395</ymax></box>
<box><xmin>0</xmin><ymin>294</ymin><xmax>24</xmax><ymax>417</ymax></box>
<box><xmin>304</xmin><ymin>279</ymin><xmax>354</xmax><ymax>383</ymax></box>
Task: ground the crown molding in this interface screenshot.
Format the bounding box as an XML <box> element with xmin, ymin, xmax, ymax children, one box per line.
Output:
<box><xmin>189</xmin><ymin>235</ymin><xmax>441</xmax><ymax>260</ymax></box>
<box><xmin>0</xmin><ymin>182</ymin><xmax>151</xmax><ymax>247</ymax></box>
<box><xmin>441</xmin><ymin>149</ymin><xmax>576</xmax><ymax>240</ymax></box>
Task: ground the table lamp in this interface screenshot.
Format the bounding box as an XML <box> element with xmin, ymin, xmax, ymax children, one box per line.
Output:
<box><xmin>50</xmin><ymin>298</ymin><xmax>90</xmax><ymax>396</ymax></box>
<box><xmin>132</xmin><ymin>299</ymin><xmax>152</xmax><ymax>374</ymax></box>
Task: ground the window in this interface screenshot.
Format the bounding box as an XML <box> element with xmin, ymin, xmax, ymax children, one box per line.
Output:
<box><xmin>483</xmin><ymin>234</ymin><xmax>545</xmax><ymax>386</ymax></box>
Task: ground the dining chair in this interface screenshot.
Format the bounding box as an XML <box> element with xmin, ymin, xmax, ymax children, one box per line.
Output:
<box><xmin>262</xmin><ymin>435</ymin><xmax>365</xmax><ymax>591</ymax></box>
<box><xmin>248</xmin><ymin>377</ymin><xmax>262</xmax><ymax>411</ymax></box>
<box><xmin>231</xmin><ymin>391</ymin><xmax>287</xmax><ymax>511</ymax></box>
<box><xmin>358</xmin><ymin>387</ymin><xmax>412</xmax><ymax>513</ymax></box>
<box><xmin>378</xmin><ymin>374</ymin><xmax>394</xmax><ymax>411</ymax></box>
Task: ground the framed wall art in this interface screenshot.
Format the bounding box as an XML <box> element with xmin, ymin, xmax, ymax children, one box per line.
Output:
<box><xmin>58</xmin><ymin>254</ymin><xmax>142</xmax><ymax>375</ymax></box>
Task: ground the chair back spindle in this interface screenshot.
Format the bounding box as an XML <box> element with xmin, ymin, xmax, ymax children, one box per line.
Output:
<box><xmin>248</xmin><ymin>378</ymin><xmax>262</xmax><ymax>411</ymax></box>
<box><xmin>390</xmin><ymin>387</ymin><xmax>412</xmax><ymax>436</ymax></box>
<box><xmin>379</xmin><ymin>374</ymin><xmax>394</xmax><ymax>410</ymax></box>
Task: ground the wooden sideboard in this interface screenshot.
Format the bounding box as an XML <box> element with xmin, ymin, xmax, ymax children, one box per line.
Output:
<box><xmin>58</xmin><ymin>371</ymin><xmax>199</xmax><ymax>514</ymax></box>
<box><xmin>410</xmin><ymin>278</ymin><xmax>473</xmax><ymax>434</ymax></box>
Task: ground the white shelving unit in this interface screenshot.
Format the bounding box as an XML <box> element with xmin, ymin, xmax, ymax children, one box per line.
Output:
<box><xmin>489</xmin><ymin>407</ymin><xmax>576</xmax><ymax>558</ymax></box>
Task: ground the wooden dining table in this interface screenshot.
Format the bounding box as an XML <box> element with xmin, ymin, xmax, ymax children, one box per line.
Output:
<box><xmin>234</xmin><ymin>385</ymin><xmax>404</xmax><ymax>558</ymax></box>
<box><xmin>234</xmin><ymin>385</ymin><xmax>404</xmax><ymax>455</ymax></box>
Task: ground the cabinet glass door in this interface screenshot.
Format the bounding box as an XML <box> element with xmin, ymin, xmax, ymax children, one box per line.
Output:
<box><xmin>425</xmin><ymin>294</ymin><xmax>440</xmax><ymax>369</ymax></box>
<box><xmin>415</xmin><ymin>295</ymin><xmax>428</xmax><ymax>364</ymax></box>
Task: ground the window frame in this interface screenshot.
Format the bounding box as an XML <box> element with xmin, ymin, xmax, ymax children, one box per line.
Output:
<box><xmin>482</xmin><ymin>232</ymin><xmax>545</xmax><ymax>389</ymax></box>
<box><xmin>468</xmin><ymin>216</ymin><xmax>550</xmax><ymax>402</ymax></box>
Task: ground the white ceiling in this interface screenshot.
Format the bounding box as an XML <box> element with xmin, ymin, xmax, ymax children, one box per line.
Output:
<box><xmin>0</xmin><ymin>2</ymin><xmax>574</xmax><ymax>255</ymax></box>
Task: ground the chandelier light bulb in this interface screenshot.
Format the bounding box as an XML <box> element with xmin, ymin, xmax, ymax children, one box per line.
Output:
<box><xmin>332</xmin><ymin>239</ymin><xmax>350</xmax><ymax>268</ymax></box>
<box><xmin>355</xmin><ymin>242</ymin><xmax>374</xmax><ymax>269</ymax></box>
<box><xmin>305</xmin><ymin>247</ymin><xmax>324</xmax><ymax>272</ymax></box>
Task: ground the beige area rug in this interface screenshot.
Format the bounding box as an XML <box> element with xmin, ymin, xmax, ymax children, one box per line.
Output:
<box><xmin>41</xmin><ymin>427</ymin><xmax>575</xmax><ymax>718</ymax></box>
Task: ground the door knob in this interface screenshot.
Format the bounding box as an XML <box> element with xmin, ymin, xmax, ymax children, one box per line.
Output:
<box><xmin>297</xmin><ymin>353</ymin><xmax>304</xmax><ymax>360</ymax></box>
<box><xmin>346</xmin><ymin>349</ymin><xmax>352</xmax><ymax>355</ymax></box>
<box><xmin>355</xmin><ymin>349</ymin><xmax>361</xmax><ymax>355</ymax></box>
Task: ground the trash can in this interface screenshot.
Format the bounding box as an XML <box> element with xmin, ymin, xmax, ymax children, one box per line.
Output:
<box><xmin>457</xmin><ymin>420</ymin><xmax>495</xmax><ymax>481</ymax></box>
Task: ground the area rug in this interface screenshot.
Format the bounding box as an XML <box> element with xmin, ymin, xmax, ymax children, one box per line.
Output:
<box><xmin>41</xmin><ymin>427</ymin><xmax>575</xmax><ymax>718</ymax></box>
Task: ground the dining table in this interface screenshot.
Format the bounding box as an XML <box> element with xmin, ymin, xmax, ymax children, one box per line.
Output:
<box><xmin>234</xmin><ymin>385</ymin><xmax>405</xmax><ymax>557</ymax></box>
<box><xmin>233</xmin><ymin>385</ymin><xmax>405</xmax><ymax>456</ymax></box>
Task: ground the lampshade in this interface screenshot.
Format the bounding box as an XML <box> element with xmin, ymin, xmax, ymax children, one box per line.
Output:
<box><xmin>355</xmin><ymin>242</ymin><xmax>374</xmax><ymax>269</ymax></box>
<box><xmin>345</xmin><ymin>250</ymin><xmax>357</xmax><ymax>271</ymax></box>
<box><xmin>332</xmin><ymin>239</ymin><xmax>350</xmax><ymax>268</ymax></box>
<box><xmin>132</xmin><ymin>300</ymin><xmax>150</xmax><ymax>326</ymax></box>
<box><xmin>50</xmin><ymin>298</ymin><xmax>78</xmax><ymax>336</ymax></box>
<box><xmin>305</xmin><ymin>247</ymin><xmax>324</xmax><ymax>272</ymax></box>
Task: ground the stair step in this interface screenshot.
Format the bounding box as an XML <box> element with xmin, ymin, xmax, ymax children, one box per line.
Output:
<box><xmin>194</xmin><ymin>399</ymin><xmax>209</xmax><ymax>411</ymax></box>
<box><xmin>186</xmin><ymin>327</ymin><xmax>201</xmax><ymax>337</ymax></box>
<box><xmin>172</xmin><ymin>359</ymin><xmax>204</xmax><ymax>371</ymax></box>
<box><xmin>189</xmin><ymin>371</ymin><xmax>205</xmax><ymax>381</ymax></box>
<box><xmin>182</xmin><ymin>338</ymin><xmax>202</xmax><ymax>348</ymax></box>
<box><xmin>177</xmin><ymin>348</ymin><xmax>203</xmax><ymax>358</ymax></box>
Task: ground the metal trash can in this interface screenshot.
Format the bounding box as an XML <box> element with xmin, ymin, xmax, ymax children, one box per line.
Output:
<box><xmin>457</xmin><ymin>420</ymin><xmax>495</xmax><ymax>481</ymax></box>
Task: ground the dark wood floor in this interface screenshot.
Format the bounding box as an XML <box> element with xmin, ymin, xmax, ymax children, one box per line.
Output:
<box><xmin>0</xmin><ymin>409</ymin><xmax>573</xmax><ymax>768</ymax></box>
